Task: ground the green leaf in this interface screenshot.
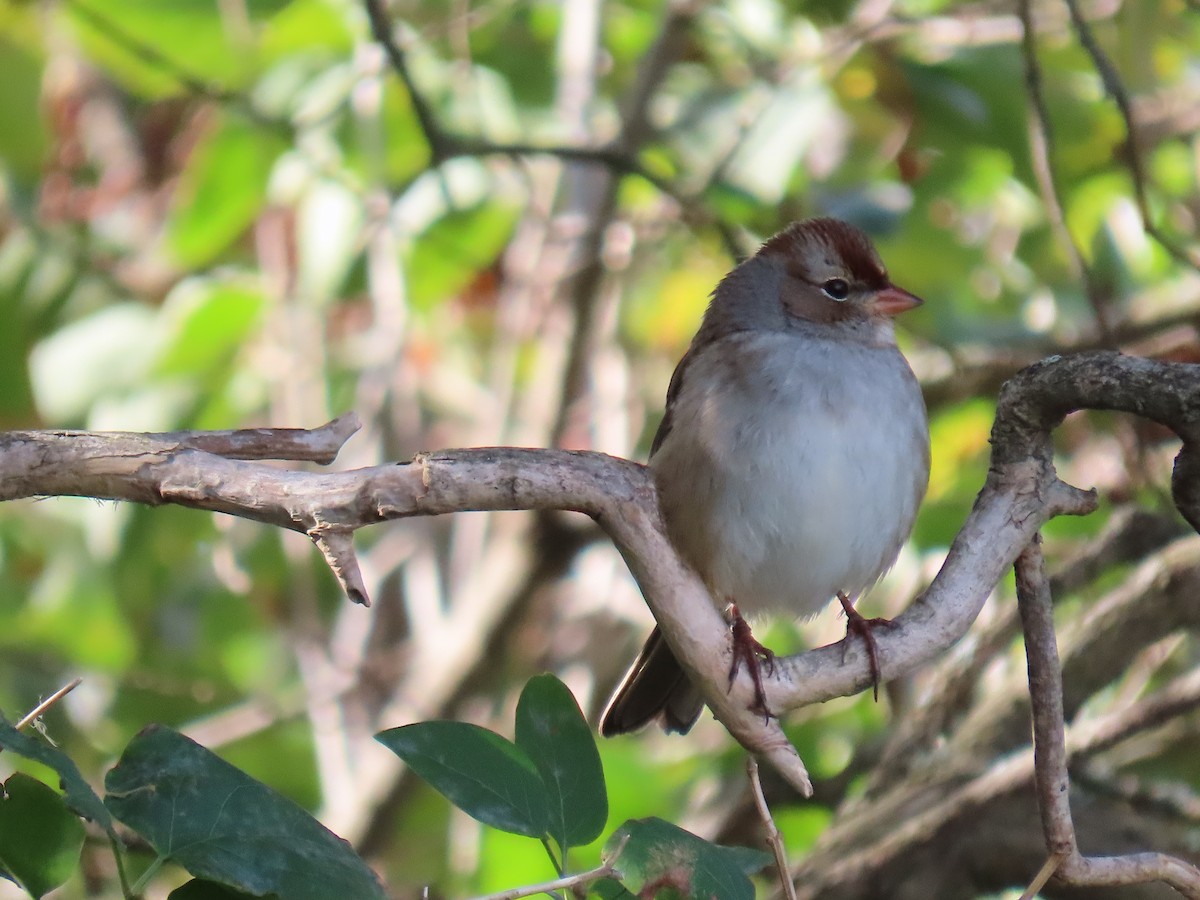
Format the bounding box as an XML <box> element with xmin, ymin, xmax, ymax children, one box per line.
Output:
<box><xmin>605</xmin><ymin>817</ymin><xmax>771</xmax><ymax>900</ymax></box>
<box><xmin>260</xmin><ymin>0</ymin><xmax>353</xmax><ymax>59</ymax></box>
<box><xmin>104</xmin><ymin>726</ymin><xmax>384</xmax><ymax>900</ymax></box>
<box><xmin>154</xmin><ymin>279</ymin><xmax>266</xmax><ymax>377</ymax></box>
<box><xmin>514</xmin><ymin>674</ymin><xmax>607</xmax><ymax>850</ymax></box>
<box><xmin>376</xmin><ymin>721</ymin><xmax>552</xmax><ymax>838</ymax></box>
<box><xmin>405</xmin><ymin>202</ymin><xmax>520</xmax><ymax>312</ymax></box>
<box><xmin>0</xmin><ymin>773</ymin><xmax>86</xmax><ymax>899</ymax></box>
<box><xmin>0</xmin><ymin>719</ymin><xmax>113</xmax><ymax>832</ymax></box>
<box><xmin>65</xmin><ymin>0</ymin><xmax>292</xmax><ymax>98</ymax></box>
<box><xmin>168</xmin><ymin>116</ymin><xmax>285</xmax><ymax>267</ymax></box>
<box><xmin>0</xmin><ymin>38</ymin><xmax>49</xmax><ymax>180</ymax></box>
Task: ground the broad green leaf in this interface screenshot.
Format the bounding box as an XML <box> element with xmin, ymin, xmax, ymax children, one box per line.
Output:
<box><xmin>514</xmin><ymin>674</ymin><xmax>607</xmax><ymax>850</ymax></box>
<box><xmin>0</xmin><ymin>773</ymin><xmax>86</xmax><ymax>899</ymax></box>
<box><xmin>0</xmin><ymin>720</ymin><xmax>112</xmax><ymax>832</ymax></box>
<box><xmin>405</xmin><ymin>202</ymin><xmax>520</xmax><ymax>312</ymax></box>
<box><xmin>376</xmin><ymin>721</ymin><xmax>551</xmax><ymax>838</ymax></box>
<box><xmin>168</xmin><ymin>117</ymin><xmax>286</xmax><ymax>267</ymax></box>
<box><xmin>0</xmin><ymin>39</ymin><xmax>49</xmax><ymax>180</ymax></box>
<box><xmin>65</xmin><ymin>0</ymin><xmax>292</xmax><ymax>98</ymax></box>
<box><xmin>605</xmin><ymin>817</ymin><xmax>771</xmax><ymax>900</ymax></box>
<box><xmin>104</xmin><ymin>726</ymin><xmax>384</xmax><ymax>900</ymax></box>
<box><xmin>260</xmin><ymin>0</ymin><xmax>353</xmax><ymax>59</ymax></box>
<box><xmin>154</xmin><ymin>279</ymin><xmax>266</xmax><ymax>377</ymax></box>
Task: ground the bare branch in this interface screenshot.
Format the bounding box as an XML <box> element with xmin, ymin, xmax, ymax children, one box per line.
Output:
<box><xmin>1014</xmin><ymin>537</ymin><xmax>1077</xmax><ymax>862</ymax></box>
<box><xmin>0</xmin><ymin>431</ymin><xmax>810</xmax><ymax>791</ymax></box>
<box><xmin>165</xmin><ymin>413</ymin><xmax>361</xmax><ymax>463</ymax></box>
<box><xmin>990</xmin><ymin>351</ymin><xmax>1200</xmax><ymax>530</ymax></box>
<box><xmin>311</xmin><ymin>527</ymin><xmax>370</xmax><ymax>605</ymax></box>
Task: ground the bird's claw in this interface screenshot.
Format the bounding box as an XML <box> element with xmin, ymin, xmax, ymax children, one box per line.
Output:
<box><xmin>727</xmin><ymin>603</ymin><xmax>776</xmax><ymax>722</ymax></box>
<box><xmin>837</xmin><ymin>590</ymin><xmax>897</xmax><ymax>702</ymax></box>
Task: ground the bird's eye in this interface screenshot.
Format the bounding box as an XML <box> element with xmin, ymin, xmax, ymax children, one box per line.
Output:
<box><xmin>821</xmin><ymin>278</ymin><xmax>850</xmax><ymax>301</ymax></box>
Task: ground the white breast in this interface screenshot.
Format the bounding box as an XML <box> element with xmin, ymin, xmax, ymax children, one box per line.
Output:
<box><xmin>651</xmin><ymin>330</ymin><xmax>929</xmax><ymax>619</ymax></box>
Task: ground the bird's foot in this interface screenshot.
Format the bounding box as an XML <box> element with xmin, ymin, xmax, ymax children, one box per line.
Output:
<box><xmin>726</xmin><ymin>603</ymin><xmax>775</xmax><ymax>721</ymax></box>
<box><xmin>837</xmin><ymin>591</ymin><xmax>895</xmax><ymax>702</ymax></box>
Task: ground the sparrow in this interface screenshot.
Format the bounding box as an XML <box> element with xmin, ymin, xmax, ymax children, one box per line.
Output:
<box><xmin>601</xmin><ymin>217</ymin><xmax>930</xmax><ymax>736</ymax></box>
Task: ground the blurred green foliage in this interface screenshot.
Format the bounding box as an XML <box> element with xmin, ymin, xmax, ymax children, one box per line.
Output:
<box><xmin>0</xmin><ymin>0</ymin><xmax>1197</xmax><ymax>897</ymax></box>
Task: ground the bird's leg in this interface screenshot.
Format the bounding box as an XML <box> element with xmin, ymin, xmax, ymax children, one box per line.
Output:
<box><xmin>837</xmin><ymin>590</ymin><xmax>896</xmax><ymax>701</ymax></box>
<box><xmin>726</xmin><ymin>603</ymin><xmax>775</xmax><ymax>721</ymax></box>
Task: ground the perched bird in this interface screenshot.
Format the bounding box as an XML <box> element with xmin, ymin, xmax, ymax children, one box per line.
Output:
<box><xmin>601</xmin><ymin>218</ymin><xmax>930</xmax><ymax>736</ymax></box>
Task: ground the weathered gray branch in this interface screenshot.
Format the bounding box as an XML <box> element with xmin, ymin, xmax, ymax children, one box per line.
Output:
<box><xmin>2</xmin><ymin>352</ymin><xmax>1199</xmax><ymax>807</ymax></box>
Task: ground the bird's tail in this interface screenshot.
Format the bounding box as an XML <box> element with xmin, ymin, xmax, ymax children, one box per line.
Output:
<box><xmin>600</xmin><ymin>626</ymin><xmax>705</xmax><ymax>736</ymax></box>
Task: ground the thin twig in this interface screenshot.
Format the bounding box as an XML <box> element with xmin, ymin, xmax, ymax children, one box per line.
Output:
<box><xmin>1063</xmin><ymin>0</ymin><xmax>1200</xmax><ymax>271</ymax></box>
<box><xmin>747</xmin><ymin>757</ymin><xmax>797</xmax><ymax>900</ymax></box>
<box><xmin>15</xmin><ymin>678</ymin><xmax>84</xmax><ymax>730</ymax></box>
<box><xmin>1016</xmin><ymin>0</ymin><xmax>1112</xmax><ymax>338</ymax></box>
<box><xmin>1020</xmin><ymin>853</ymin><xmax>1066</xmax><ymax>900</ymax></box>
<box><xmin>466</xmin><ymin>837</ymin><xmax>627</xmax><ymax>900</ymax></box>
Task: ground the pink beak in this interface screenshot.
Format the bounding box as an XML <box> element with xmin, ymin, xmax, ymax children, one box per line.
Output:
<box><xmin>872</xmin><ymin>284</ymin><xmax>923</xmax><ymax>318</ymax></box>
